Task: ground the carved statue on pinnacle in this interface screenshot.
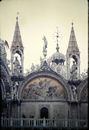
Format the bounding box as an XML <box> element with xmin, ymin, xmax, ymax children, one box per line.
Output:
<box><xmin>70</xmin><ymin>61</ymin><xmax>77</xmax><ymax>80</ymax></box>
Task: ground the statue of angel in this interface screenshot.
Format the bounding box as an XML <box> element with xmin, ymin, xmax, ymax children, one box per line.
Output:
<box><xmin>42</xmin><ymin>36</ymin><xmax>48</xmax><ymax>58</ymax></box>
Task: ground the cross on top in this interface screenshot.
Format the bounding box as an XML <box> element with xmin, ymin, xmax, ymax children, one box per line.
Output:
<box><xmin>56</xmin><ymin>26</ymin><xmax>59</xmax><ymax>52</ymax></box>
<box><xmin>56</xmin><ymin>26</ymin><xmax>59</xmax><ymax>42</ymax></box>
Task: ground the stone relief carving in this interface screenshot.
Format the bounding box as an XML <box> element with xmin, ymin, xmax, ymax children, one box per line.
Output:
<box><xmin>21</xmin><ymin>77</ymin><xmax>67</xmax><ymax>100</ymax></box>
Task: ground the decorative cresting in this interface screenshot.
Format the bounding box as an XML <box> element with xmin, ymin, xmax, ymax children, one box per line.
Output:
<box><xmin>77</xmin><ymin>78</ymin><xmax>88</xmax><ymax>101</ymax></box>
<box><xmin>18</xmin><ymin>72</ymin><xmax>71</xmax><ymax>101</ymax></box>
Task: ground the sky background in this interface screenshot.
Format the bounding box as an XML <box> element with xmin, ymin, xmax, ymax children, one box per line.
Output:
<box><xmin>0</xmin><ymin>0</ymin><xmax>88</xmax><ymax>73</ymax></box>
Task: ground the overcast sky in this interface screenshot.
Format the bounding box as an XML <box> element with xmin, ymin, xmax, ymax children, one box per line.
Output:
<box><xmin>0</xmin><ymin>0</ymin><xmax>88</xmax><ymax>73</ymax></box>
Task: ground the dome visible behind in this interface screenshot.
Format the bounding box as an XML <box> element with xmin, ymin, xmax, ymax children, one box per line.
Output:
<box><xmin>51</xmin><ymin>51</ymin><xmax>65</xmax><ymax>65</ymax></box>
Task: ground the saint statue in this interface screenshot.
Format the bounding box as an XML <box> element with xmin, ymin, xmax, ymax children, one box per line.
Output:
<box><xmin>70</xmin><ymin>61</ymin><xmax>77</xmax><ymax>80</ymax></box>
<box><xmin>71</xmin><ymin>85</ymin><xmax>77</xmax><ymax>100</ymax></box>
<box><xmin>12</xmin><ymin>82</ymin><xmax>19</xmax><ymax>100</ymax></box>
<box><xmin>13</xmin><ymin>57</ymin><xmax>21</xmax><ymax>75</ymax></box>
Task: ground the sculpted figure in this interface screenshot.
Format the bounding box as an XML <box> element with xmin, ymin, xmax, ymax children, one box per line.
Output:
<box><xmin>43</xmin><ymin>36</ymin><xmax>48</xmax><ymax>58</ymax></box>
<box><xmin>71</xmin><ymin>85</ymin><xmax>77</xmax><ymax>100</ymax></box>
<box><xmin>14</xmin><ymin>57</ymin><xmax>21</xmax><ymax>75</ymax></box>
<box><xmin>12</xmin><ymin>82</ymin><xmax>19</xmax><ymax>99</ymax></box>
<box><xmin>70</xmin><ymin>61</ymin><xmax>77</xmax><ymax>80</ymax></box>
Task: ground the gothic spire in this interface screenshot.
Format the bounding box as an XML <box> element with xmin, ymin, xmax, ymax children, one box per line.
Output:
<box><xmin>66</xmin><ymin>23</ymin><xmax>80</xmax><ymax>80</ymax></box>
<box><xmin>11</xmin><ymin>14</ymin><xmax>23</xmax><ymax>49</ymax></box>
<box><xmin>11</xmin><ymin>14</ymin><xmax>24</xmax><ymax>76</ymax></box>
<box><xmin>67</xmin><ymin>22</ymin><xmax>79</xmax><ymax>54</ymax></box>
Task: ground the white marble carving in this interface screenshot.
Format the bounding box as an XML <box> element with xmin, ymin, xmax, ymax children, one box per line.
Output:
<box><xmin>70</xmin><ymin>61</ymin><xmax>77</xmax><ymax>80</ymax></box>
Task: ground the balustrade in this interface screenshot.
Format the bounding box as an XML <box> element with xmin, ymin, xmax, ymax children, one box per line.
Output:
<box><xmin>1</xmin><ymin>117</ymin><xmax>88</xmax><ymax>128</ymax></box>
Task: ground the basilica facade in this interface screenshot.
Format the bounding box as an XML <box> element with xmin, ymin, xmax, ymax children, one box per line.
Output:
<box><xmin>0</xmin><ymin>16</ymin><xmax>88</xmax><ymax>129</ymax></box>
